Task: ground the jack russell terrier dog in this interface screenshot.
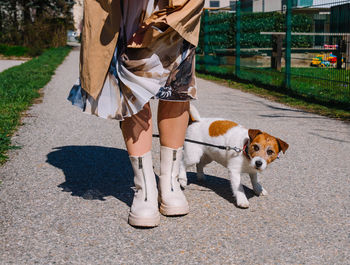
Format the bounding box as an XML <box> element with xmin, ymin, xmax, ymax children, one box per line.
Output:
<box><xmin>179</xmin><ymin>105</ymin><xmax>289</xmax><ymax>208</ymax></box>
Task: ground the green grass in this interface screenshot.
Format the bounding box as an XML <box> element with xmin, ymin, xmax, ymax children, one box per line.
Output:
<box><xmin>0</xmin><ymin>44</ymin><xmax>30</xmax><ymax>57</ymax></box>
<box><xmin>0</xmin><ymin>46</ymin><xmax>72</xmax><ymax>164</ymax></box>
<box><xmin>196</xmin><ymin>72</ymin><xmax>350</xmax><ymax>121</ymax></box>
<box><xmin>196</xmin><ymin>55</ymin><xmax>350</xmax><ymax>112</ymax></box>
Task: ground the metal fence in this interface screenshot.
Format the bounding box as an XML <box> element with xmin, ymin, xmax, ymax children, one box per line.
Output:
<box><xmin>196</xmin><ymin>0</ymin><xmax>350</xmax><ymax>108</ymax></box>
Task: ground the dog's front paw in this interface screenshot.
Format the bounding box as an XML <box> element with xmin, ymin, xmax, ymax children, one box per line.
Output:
<box><xmin>178</xmin><ymin>177</ymin><xmax>187</xmax><ymax>189</ymax></box>
<box><xmin>235</xmin><ymin>193</ymin><xmax>250</xmax><ymax>208</ymax></box>
<box><xmin>260</xmin><ymin>188</ymin><xmax>268</xmax><ymax>196</ymax></box>
<box><xmin>253</xmin><ymin>183</ymin><xmax>268</xmax><ymax>196</ymax></box>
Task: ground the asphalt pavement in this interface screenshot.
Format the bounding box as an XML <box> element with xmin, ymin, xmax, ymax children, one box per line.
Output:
<box><xmin>0</xmin><ymin>48</ymin><xmax>349</xmax><ymax>264</ymax></box>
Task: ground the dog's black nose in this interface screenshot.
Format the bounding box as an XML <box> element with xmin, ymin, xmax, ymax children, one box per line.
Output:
<box><xmin>255</xmin><ymin>161</ymin><xmax>263</xmax><ymax>168</ymax></box>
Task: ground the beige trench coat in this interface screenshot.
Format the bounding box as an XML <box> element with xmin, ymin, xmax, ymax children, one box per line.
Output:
<box><xmin>80</xmin><ymin>0</ymin><xmax>204</xmax><ymax>100</ymax></box>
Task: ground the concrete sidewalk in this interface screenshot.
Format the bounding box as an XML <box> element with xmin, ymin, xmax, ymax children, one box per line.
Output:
<box><xmin>0</xmin><ymin>59</ymin><xmax>26</xmax><ymax>73</ymax></box>
<box><xmin>0</xmin><ymin>49</ymin><xmax>349</xmax><ymax>264</ymax></box>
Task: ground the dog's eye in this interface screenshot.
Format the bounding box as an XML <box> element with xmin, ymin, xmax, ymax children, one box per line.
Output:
<box><xmin>267</xmin><ymin>150</ymin><xmax>274</xmax><ymax>155</ymax></box>
<box><xmin>253</xmin><ymin>145</ymin><xmax>259</xmax><ymax>151</ymax></box>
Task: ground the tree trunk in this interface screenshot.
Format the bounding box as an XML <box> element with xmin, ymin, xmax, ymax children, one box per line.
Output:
<box><xmin>10</xmin><ymin>1</ymin><xmax>18</xmax><ymax>30</ymax></box>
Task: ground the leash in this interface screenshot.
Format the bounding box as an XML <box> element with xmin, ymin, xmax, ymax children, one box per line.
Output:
<box><xmin>152</xmin><ymin>134</ymin><xmax>244</xmax><ymax>153</ymax></box>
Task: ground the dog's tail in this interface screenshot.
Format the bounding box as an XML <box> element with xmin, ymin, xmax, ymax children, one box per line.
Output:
<box><xmin>189</xmin><ymin>104</ymin><xmax>201</xmax><ymax>123</ymax></box>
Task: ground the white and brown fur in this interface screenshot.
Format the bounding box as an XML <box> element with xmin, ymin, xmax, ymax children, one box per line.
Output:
<box><xmin>179</xmin><ymin>105</ymin><xmax>289</xmax><ymax>208</ymax></box>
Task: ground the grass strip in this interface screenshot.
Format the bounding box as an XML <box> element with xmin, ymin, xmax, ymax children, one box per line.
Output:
<box><xmin>196</xmin><ymin>55</ymin><xmax>350</xmax><ymax>109</ymax></box>
<box><xmin>196</xmin><ymin>72</ymin><xmax>350</xmax><ymax>122</ymax></box>
<box><xmin>0</xmin><ymin>46</ymin><xmax>72</xmax><ymax>164</ymax></box>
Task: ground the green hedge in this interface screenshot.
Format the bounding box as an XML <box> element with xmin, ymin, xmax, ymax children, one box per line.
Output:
<box><xmin>197</xmin><ymin>11</ymin><xmax>313</xmax><ymax>53</ymax></box>
<box><xmin>23</xmin><ymin>17</ymin><xmax>69</xmax><ymax>56</ymax></box>
<box><xmin>0</xmin><ymin>44</ymin><xmax>30</xmax><ymax>57</ymax></box>
<box><xmin>0</xmin><ymin>17</ymin><xmax>71</xmax><ymax>57</ymax></box>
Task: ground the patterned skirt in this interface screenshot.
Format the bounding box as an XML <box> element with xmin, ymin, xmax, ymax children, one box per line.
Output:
<box><xmin>68</xmin><ymin>0</ymin><xmax>198</xmax><ymax>120</ymax></box>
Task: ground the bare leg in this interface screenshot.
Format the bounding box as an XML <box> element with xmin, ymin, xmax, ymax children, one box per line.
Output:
<box><xmin>157</xmin><ymin>100</ymin><xmax>189</xmax><ymax>148</ymax></box>
<box><xmin>121</xmin><ymin>103</ymin><xmax>152</xmax><ymax>156</ymax></box>
<box><xmin>122</xmin><ymin>103</ymin><xmax>160</xmax><ymax>227</ymax></box>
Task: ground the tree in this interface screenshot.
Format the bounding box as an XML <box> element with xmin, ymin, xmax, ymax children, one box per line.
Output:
<box><xmin>0</xmin><ymin>0</ymin><xmax>75</xmax><ymax>52</ymax></box>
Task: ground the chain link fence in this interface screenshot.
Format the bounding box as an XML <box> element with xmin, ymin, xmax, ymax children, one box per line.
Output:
<box><xmin>196</xmin><ymin>0</ymin><xmax>350</xmax><ymax>109</ymax></box>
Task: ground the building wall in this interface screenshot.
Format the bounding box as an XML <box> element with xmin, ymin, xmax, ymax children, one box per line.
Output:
<box><xmin>253</xmin><ymin>0</ymin><xmax>282</xmax><ymax>12</ymax></box>
<box><xmin>201</xmin><ymin>0</ymin><xmax>315</xmax><ymax>10</ymax></box>
<box><xmin>204</xmin><ymin>0</ymin><xmax>282</xmax><ymax>11</ymax></box>
<box><xmin>204</xmin><ymin>0</ymin><xmax>232</xmax><ymax>8</ymax></box>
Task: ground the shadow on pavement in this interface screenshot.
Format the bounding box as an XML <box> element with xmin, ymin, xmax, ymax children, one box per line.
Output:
<box><xmin>309</xmin><ymin>132</ymin><xmax>350</xmax><ymax>144</ymax></box>
<box><xmin>46</xmin><ymin>146</ymin><xmax>133</xmax><ymax>206</ymax></box>
<box><xmin>251</xmin><ymin>99</ymin><xmax>330</xmax><ymax>120</ymax></box>
<box><xmin>47</xmin><ymin>146</ymin><xmax>258</xmax><ymax>208</ymax></box>
<box><xmin>186</xmin><ymin>172</ymin><xmax>256</xmax><ymax>207</ymax></box>
<box><xmin>259</xmin><ymin>114</ymin><xmax>328</xmax><ymax>119</ymax></box>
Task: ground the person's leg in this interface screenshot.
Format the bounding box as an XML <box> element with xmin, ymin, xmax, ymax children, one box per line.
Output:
<box><xmin>157</xmin><ymin>101</ymin><xmax>189</xmax><ymax>148</ymax></box>
<box><xmin>121</xmin><ymin>103</ymin><xmax>159</xmax><ymax>227</ymax></box>
<box><xmin>121</xmin><ymin>103</ymin><xmax>153</xmax><ymax>156</ymax></box>
<box><xmin>157</xmin><ymin>100</ymin><xmax>190</xmax><ymax>216</ymax></box>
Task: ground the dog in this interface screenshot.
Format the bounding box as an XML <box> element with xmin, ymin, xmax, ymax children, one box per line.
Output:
<box><xmin>179</xmin><ymin>105</ymin><xmax>289</xmax><ymax>208</ymax></box>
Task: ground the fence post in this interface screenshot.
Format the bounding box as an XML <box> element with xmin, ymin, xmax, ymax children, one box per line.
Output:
<box><xmin>235</xmin><ymin>0</ymin><xmax>241</xmax><ymax>78</ymax></box>
<box><xmin>346</xmin><ymin>35</ymin><xmax>350</xmax><ymax>70</ymax></box>
<box><xmin>271</xmin><ymin>34</ymin><xmax>283</xmax><ymax>71</ymax></box>
<box><xmin>285</xmin><ymin>0</ymin><xmax>292</xmax><ymax>89</ymax></box>
<box><xmin>204</xmin><ymin>9</ymin><xmax>209</xmax><ymax>73</ymax></box>
<box><xmin>336</xmin><ymin>38</ymin><xmax>343</xmax><ymax>70</ymax></box>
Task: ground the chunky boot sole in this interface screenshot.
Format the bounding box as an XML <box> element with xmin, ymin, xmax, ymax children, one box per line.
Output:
<box><xmin>159</xmin><ymin>203</ymin><xmax>189</xmax><ymax>216</ymax></box>
<box><xmin>128</xmin><ymin>213</ymin><xmax>160</xmax><ymax>228</ymax></box>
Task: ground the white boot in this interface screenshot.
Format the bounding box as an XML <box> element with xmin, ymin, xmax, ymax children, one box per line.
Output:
<box><xmin>128</xmin><ymin>151</ymin><xmax>160</xmax><ymax>227</ymax></box>
<box><xmin>158</xmin><ymin>146</ymin><xmax>189</xmax><ymax>216</ymax></box>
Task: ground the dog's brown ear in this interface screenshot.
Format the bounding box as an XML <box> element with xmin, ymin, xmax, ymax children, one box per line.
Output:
<box><xmin>276</xmin><ymin>138</ymin><xmax>289</xmax><ymax>154</ymax></box>
<box><xmin>248</xmin><ymin>129</ymin><xmax>262</xmax><ymax>141</ymax></box>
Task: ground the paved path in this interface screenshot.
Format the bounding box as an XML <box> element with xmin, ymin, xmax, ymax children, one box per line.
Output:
<box><xmin>0</xmin><ymin>60</ymin><xmax>26</xmax><ymax>73</ymax></box>
<box><xmin>1</xmin><ymin>49</ymin><xmax>349</xmax><ymax>264</ymax></box>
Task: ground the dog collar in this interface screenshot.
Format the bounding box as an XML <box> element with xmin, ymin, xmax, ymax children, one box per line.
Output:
<box><xmin>243</xmin><ymin>140</ymin><xmax>250</xmax><ymax>160</ymax></box>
